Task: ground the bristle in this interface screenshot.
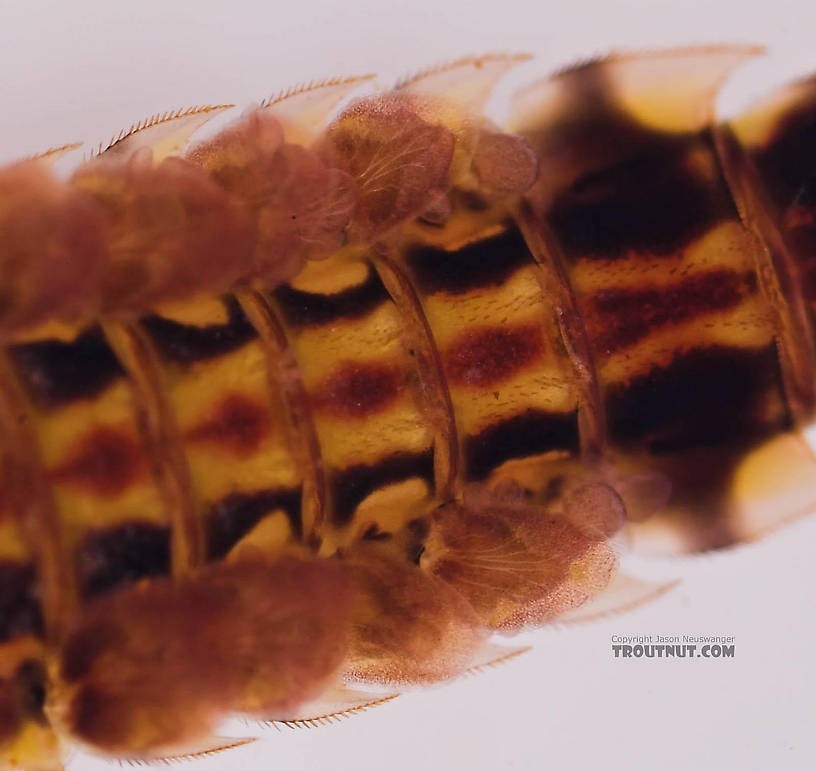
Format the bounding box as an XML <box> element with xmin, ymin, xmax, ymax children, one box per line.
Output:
<box><xmin>135</xmin><ymin>738</ymin><xmax>257</xmax><ymax>766</ymax></box>
<box><xmin>268</xmin><ymin>694</ymin><xmax>399</xmax><ymax>730</ymax></box>
<box><xmin>99</xmin><ymin>105</ymin><xmax>234</xmax><ymax>157</ymax></box>
<box><xmin>462</xmin><ymin>644</ymin><xmax>531</xmax><ymax>677</ymax></box>
<box><xmin>261</xmin><ymin>74</ymin><xmax>375</xmax><ymax>110</ymax></box>
<box><xmin>28</xmin><ymin>142</ymin><xmax>83</xmax><ymax>163</ymax></box>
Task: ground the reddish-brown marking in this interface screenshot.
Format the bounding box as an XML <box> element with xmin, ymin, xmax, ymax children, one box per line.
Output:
<box><xmin>588</xmin><ymin>269</ymin><xmax>757</xmax><ymax>351</ymax></box>
<box><xmin>314</xmin><ymin>362</ymin><xmax>403</xmax><ymax>419</ymax></box>
<box><xmin>444</xmin><ymin>324</ymin><xmax>544</xmax><ymax>387</ymax></box>
<box><xmin>185</xmin><ymin>394</ymin><xmax>270</xmax><ymax>457</ymax></box>
<box><xmin>50</xmin><ymin>427</ymin><xmax>144</xmax><ymax>497</ymax></box>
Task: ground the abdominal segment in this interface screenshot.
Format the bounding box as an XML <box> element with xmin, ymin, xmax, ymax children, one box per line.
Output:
<box><xmin>510</xmin><ymin>50</ymin><xmax>808</xmax><ymax>552</ymax></box>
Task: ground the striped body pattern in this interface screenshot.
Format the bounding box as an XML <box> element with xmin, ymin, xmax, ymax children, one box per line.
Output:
<box><xmin>1</xmin><ymin>46</ymin><xmax>816</xmax><ymax>768</ymax></box>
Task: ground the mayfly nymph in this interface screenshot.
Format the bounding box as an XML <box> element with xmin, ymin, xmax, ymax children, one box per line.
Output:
<box><xmin>1</xmin><ymin>45</ymin><xmax>815</xmax><ymax>769</ymax></box>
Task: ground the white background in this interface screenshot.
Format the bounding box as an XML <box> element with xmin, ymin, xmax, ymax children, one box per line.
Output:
<box><xmin>2</xmin><ymin>0</ymin><xmax>816</xmax><ymax>769</ymax></box>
